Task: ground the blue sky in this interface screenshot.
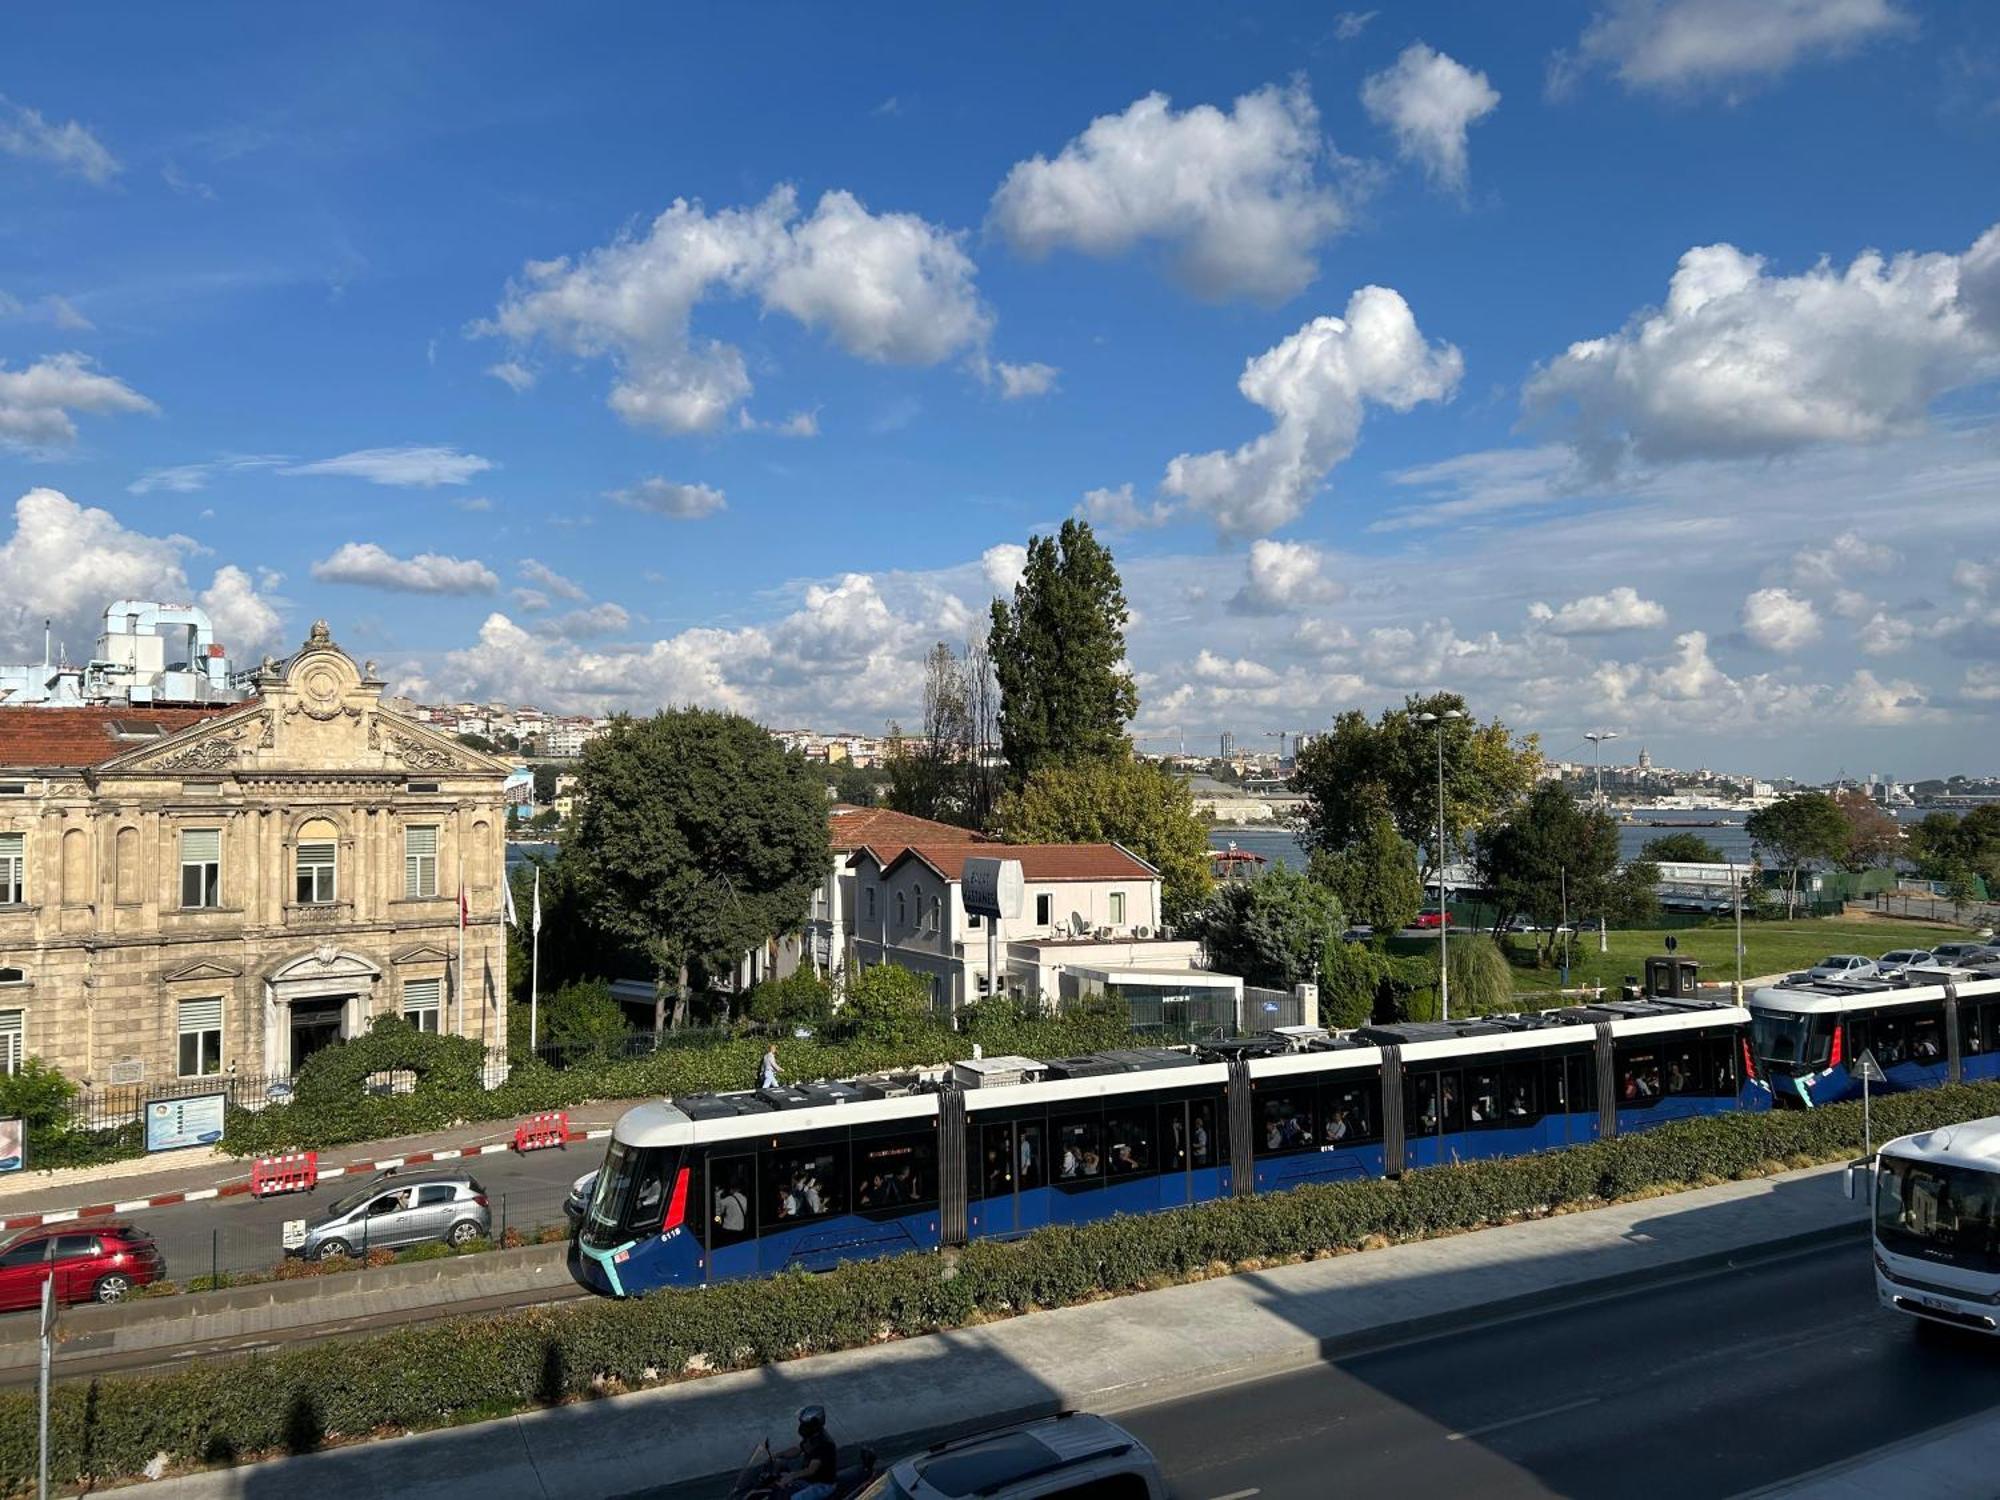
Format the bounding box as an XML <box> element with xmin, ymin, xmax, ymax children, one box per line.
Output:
<box><xmin>2</xmin><ymin>1</ymin><xmax>1998</xmax><ymax>779</ymax></box>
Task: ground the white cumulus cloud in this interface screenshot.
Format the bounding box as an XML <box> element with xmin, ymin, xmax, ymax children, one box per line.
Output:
<box><xmin>993</xmin><ymin>361</ymin><xmax>1060</xmax><ymax>400</ymax></box>
<box><xmin>988</xmin><ymin>81</ymin><xmax>1347</xmax><ymax>303</ymax></box>
<box><xmin>1560</xmin><ymin>0</ymin><xmax>1912</xmax><ymax>94</ymax></box>
<box><xmin>198</xmin><ymin>564</ymin><xmax>284</xmax><ymax>656</ymax></box>
<box><xmin>1791</xmin><ymin>528</ymin><xmax>1899</xmax><ymax>585</ymax></box>
<box><xmin>0</xmin><ymin>488</ymin><xmax>195</xmax><ymax>657</ymax></box>
<box><xmin>310</xmin><ymin>543</ymin><xmax>499</xmax><ymax>595</ymax></box>
<box><xmin>534</xmin><ymin>602</ymin><xmax>632</xmax><ymax>640</ymax></box>
<box><xmin>1162</xmin><ymin>286</ymin><xmax>1462</xmax><ymax>538</ymax></box>
<box><xmin>1078</xmin><ymin>483</ymin><xmax>1173</xmax><ymax>533</ymax></box>
<box><xmin>0</xmin><ymin>353</ymin><xmax>156</xmax><ymax>448</ymax></box>
<box><xmin>282</xmin><ymin>445</ymin><xmax>494</xmax><ymax>487</ymax></box>
<box><xmin>1361</xmin><ymin>43</ymin><xmax>1500</xmax><ymax>193</ymax></box>
<box><xmin>517</xmin><ymin>558</ymin><xmax>587</xmax><ymax>602</ymax></box>
<box><xmin>1232</xmin><ymin>539</ymin><xmax>1343</xmax><ymax>614</ymax></box>
<box><xmin>1527</xmin><ymin>585</ymin><xmax>1668</xmax><ymax>634</ymax></box>
<box><xmin>610</xmin><ymin>477</ymin><xmax>727</xmax><ymax>520</ymax></box>
<box><xmin>982</xmin><ymin>543</ymin><xmax>1028</xmax><ymax>597</ymax></box>
<box><xmin>1741</xmin><ymin>586</ymin><xmax>1822</xmax><ymax>652</ymax></box>
<box><xmin>486</xmin><ymin>185</ymin><xmax>989</xmax><ymax>435</ymax></box>
<box><xmin>1524</xmin><ymin>224</ymin><xmax>2000</xmax><ymax>478</ymax></box>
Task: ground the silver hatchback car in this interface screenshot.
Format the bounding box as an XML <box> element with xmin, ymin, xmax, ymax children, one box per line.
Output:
<box><xmin>294</xmin><ymin>1171</ymin><xmax>492</xmax><ymax>1261</ymax></box>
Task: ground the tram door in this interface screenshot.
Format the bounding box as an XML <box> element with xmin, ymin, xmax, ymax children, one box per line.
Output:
<box><xmin>1158</xmin><ymin>1100</ymin><xmax>1192</xmax><ymax>1207</ymax></box>
<box><xmin>979</xmin><ymin>1122</ymin><xmax>1019</xmax><ymax>1236</ymax></box>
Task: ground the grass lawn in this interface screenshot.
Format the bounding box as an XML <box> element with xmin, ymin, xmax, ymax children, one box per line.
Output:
<box><xmin>1388</xmin><ymin>914</ymin><xmax>1982</xmax><ymax>998</ymax></box>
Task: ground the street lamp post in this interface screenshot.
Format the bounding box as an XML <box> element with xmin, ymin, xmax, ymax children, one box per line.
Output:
<box><xmin>1583</xmin><ymin>731</ymin><xmax>1619</xmax><ymax>957</ymax></box>
<box><xmin>1416</xmin><ymin>709</ymin><xmax>1465</xmax><ymax>1021</ymax></box>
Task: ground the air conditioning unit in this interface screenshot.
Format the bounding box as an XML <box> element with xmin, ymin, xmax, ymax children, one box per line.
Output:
<box><xmin>1134</xmin><ymin>926</ymin><xmax>1152</xmax><ymax>939</ymax></box>
<box><xmin>1094</xmin><ymin>926</ymin><xmax>1111</xmax><ymax>940</ymax></box>
<box><xmin>107</xmin><ymin>1059</ymin><xmax>144</xmax><ymax>1085</ymax></box>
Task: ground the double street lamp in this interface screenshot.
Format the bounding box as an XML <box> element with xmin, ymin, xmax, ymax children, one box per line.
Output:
<box><xmin>1415</xmin><ymin>708</ymin><xmax>1465</xmax><ymax>1022</ymax></box>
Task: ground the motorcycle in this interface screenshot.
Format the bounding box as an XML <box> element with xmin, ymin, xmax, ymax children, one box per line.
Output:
<box><xmin>728</xmin><ymin>1436</ymin><xmax>880</xmax><ymax>1499</ymax></box>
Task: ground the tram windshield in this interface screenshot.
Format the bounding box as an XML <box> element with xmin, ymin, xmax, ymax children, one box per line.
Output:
<box><xmin>581</xmin><ymin>1140</ymin><xmax>681</xmax><ymax>1250</ymax></box>
<box><xmin>1750</xmin><ymin>1011</ymin><xmax>1830</xmax><ymax>1073</ymax></box>
<box><xmin>1875</xmin><ymin>1155</ymin><xmax>2000</xmax><ymax>1274</ymax></box>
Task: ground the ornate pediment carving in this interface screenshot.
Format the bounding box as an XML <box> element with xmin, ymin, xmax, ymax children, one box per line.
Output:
<box><xmin>367</xmin><ymin>715</ymin><xmax>472</xmax><ymax>771</ymax></box>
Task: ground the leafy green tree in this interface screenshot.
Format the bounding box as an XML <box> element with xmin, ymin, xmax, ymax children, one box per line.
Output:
<box><xmin>839</xmin><ymin>963</ymin><xmax>937</xmax><ymax>1045</ymax></box>
<box><xmin>1292</xmin><ymin>693</ymin><xmax>1540</xmax><ymax>889</ymax></box>
<box><xmin>564</xmin><ymin>709</ymin><xmax>829</xmax><ymax>1030</ymax></box>
<box><xmin>994</xmin><ymin>753</ymin><xmax>1212</xmax><ymax>925</ymax></box>
<box><xmin>988</xmin><ymin>519</ymin><xmax>1138</xmax><ymax>785</ymax></box>
<box><xmin>1316</xmin><ymin>938</ymin><xmax>1385</xmax><ymax>1029</ymax></box>
<box><xmin>1310</xmin><ymin>812</ymin><xmax>1424</xmax><ymax>934</ymax></box>
<box><xmin>827</xmin><ymin>763</ymin><xmax>884</xmax><ymax>807</ymax></box>
<box><xmin>1642</xmin><ymin>831</ymin><xmax>1724</xmax><ymax>864</ymax></box>
<box><xmin>748</xmin><ymin>971</ymin><xmax>837</xmax><ymax>1034</ymax></box>
<box><xmin>1745</xmin><ymin>792</ymin><xmax>1851</xmax><ymax>916</ymax></box>
<box><xmin>1909</xmin><ymin>806</ymin><xmax>2000</xmax><ymax>888</ymax></box>
<box><xmin>1474</xmin><ymin>782</ymin><xmax>1656</xmax><ymax>963</ymax></box>
<box><xmin>531</xmin><ymin>764</ymin><xmax>560</xmax><ymax>805</ymax></box>
<box><xmin>524</xmin><ymin>979</ymin><xmax>631</xmax><ymax>1059</ymax></box>
<box><xmin>1832</xmin><ymin>788</ymin><xmax>1901</xmax><ymax>871</ymax></box>
<box><xmin>456</xmin><ymin>732</ymin><xmax>498</xmax><ymax>754</ymax></box>
<box><xmin>1189</xmin><ymin>866</ymin><xmax>1343</xmax><ymax>991</ymax></box>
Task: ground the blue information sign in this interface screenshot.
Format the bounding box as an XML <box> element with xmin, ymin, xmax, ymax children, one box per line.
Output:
<box><xmin>0</xmin><ymin>1118</ymin><xmax>20</xmax><ymax>1173</ymax></box>
<box><xmin>145</xmin><ymin>1093</ymin><xmax>226</xmax><ymax>1152</ymax></box>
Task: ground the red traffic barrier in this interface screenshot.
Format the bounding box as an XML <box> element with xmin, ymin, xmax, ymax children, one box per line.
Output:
<box><xmin>513</xmin><ymin>1111</ymin><xmax>569</xmax><ymax>1153</ymax></box>
<box><xmin>250</xmin><ymin>1151</ymin><xmax>318</xmax><ymax>1197</ymax></box>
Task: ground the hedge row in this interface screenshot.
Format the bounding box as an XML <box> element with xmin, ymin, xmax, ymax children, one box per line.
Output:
<box><xmin>222</xmin><ymin>1000</ymin><xmax>1137</xmax><ymax>1158</ymax></box>
<box><xmin>5</xmin><ymin>1081</ymin><xmax>1996</xmax><ymax>1493</ymax></box>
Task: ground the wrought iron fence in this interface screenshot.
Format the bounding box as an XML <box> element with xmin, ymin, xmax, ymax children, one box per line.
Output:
<box><xmin>66</xmin><ymin>1070</ymin><xmax>297</xmax><ymax>1134</ymax></box>
<box><xmin>1123</xmin><ymin>990</ymin><xmax>1244</xmax><ymax>1044</ymax></box>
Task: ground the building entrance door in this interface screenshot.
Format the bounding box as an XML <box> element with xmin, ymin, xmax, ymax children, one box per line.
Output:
<box><xmin>290</xmin><ymin>997</ymin><xmax>346</xmax><ymax>1071</ymax></box>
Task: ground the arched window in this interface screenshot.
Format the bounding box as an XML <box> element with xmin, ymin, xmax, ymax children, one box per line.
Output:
<box><xmin>0</xmin><ymin>967</ymin><xmax>23</xmax><ymax>985</ymax></box>
<box><xmin>296</xmin><ymin>818</ymin><xmax>338</xmax><ymax>905</ymax></box>
<box><xmin>895</xmin><ymin>891</ymin><xmax>907</xmax><ymax>926</ymax></box>
<box><xmin>60</xmin><ymin>828</ymin><xmax>86</xmax><ymax>903</ymax></box>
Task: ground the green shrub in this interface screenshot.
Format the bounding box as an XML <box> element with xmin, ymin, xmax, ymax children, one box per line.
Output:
<box><xmin>11</xmin><ymin>1080</ymin><xmax>1998</xmax><ymax>1493</ymax></box>
<box><xmin>1316</xmin><ymin>939</ymin><xmax>1382</xmax><ymax>1029</ymax></box>
<box><xmin>747</xmin><ymin>971</ymin><xmax>837</xmax><ymax>1035</ymax></box>
<box><xmin>837</xmin><ymin>964</ymin><xmax>934</xmax><ymax>1045</ymax></box>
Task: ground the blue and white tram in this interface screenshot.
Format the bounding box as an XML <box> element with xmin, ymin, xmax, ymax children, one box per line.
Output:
<box><xmin>1747</xmin><ymin>970</ymin><xmax>2000</xmax><ymax>1108</ymax></box>
<box><xmin>576</xmin><ymin>997</ymin><xmax>1754</xmax><ymax>1297</ymax></box>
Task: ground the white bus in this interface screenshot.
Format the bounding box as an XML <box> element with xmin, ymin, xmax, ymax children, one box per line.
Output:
<box><xmin>1872</xmin><ymin>1116</ymin><xmax>2000</xmax><ymax>1335</ymax></box>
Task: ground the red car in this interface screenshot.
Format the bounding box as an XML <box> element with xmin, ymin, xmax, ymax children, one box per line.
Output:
<box><xmin>0</xmin><ymin>1224</ymin><xmax>164</xmax><ymax>1309</ymax></box>
<box><xmin>1413</xmin><ymin>909</ymin><xmax>1447</xmax><ymax>930</ymax></box>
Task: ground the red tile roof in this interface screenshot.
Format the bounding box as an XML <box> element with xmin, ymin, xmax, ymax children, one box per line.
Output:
<box><xmin>859</xmin><ymin>841</ymin><xmax>1159</xmax><ymax>883</ymax></box>
<box><xmin>826</xmin><ymin>804</ymin><xmax>989</xmax><ymax>850</ymax></box>
<box><xmin>0</xmin><ymin>706</ymin><xmax>241</xmax><ymax>769</ymax></box>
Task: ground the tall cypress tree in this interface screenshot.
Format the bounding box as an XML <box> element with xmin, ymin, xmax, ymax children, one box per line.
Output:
<box><xmin>987</xmin><ymin>519</ymin><xmax>1138</xmax><ymax>785</ymax></box>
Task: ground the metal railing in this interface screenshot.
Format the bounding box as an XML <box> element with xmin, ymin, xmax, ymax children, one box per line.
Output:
<box><xmin>1872</xmin><ymin>892</ymin><xmax>2000</xmax><ymax>927</ymax></box>
<box><xmin>66</xmin><ymin>1070</ymin><xmax>296</xmax><ymax>1133</ymax></box>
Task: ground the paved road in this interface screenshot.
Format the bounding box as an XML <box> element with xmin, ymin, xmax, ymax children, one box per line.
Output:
<box><xmin>637</xmin><ymin>1240</ymin><xmax>2000</xmax><ymax>1500</ymax></box>
<box><xmin>6</xmin><ymin>1139</ymin><xmax>600</xmax><ymax>1293</ymax></box>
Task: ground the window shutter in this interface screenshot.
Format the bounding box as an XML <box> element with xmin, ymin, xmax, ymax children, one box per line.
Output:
<box><xmin>405</xmin><ymin>978</ymin><xmax>441</xmax><ymax>1008</ymax></box>
<box><xmin>404</xmin><ymin>826</ymin><xmax>437</xmax><ymax>898</ymax></box>
<box><xmin>0</xmin><ymin>834</ymin><xmax>20</xmax><ymax>859</ymax></box>
<box><xmin>0</xmin><ymin>1010</ymin><xmax>22</xmax><ymax>1072</ymax></box>
<box><xmin>178</xmin><ymin>998</ymin><xmax>223</xmax><ymax>1033</ymax></box>
<box><xmin>297</xmin><ymin>841</ymin><xmax>336</xmax><ymax>865</ymax></box>
<box><xmin>180</xmin><ymin>829</ymin><xmax>220</xmax><ymax>863</ymax></box>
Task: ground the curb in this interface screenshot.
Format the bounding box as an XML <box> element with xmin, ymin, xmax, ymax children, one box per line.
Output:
<box><xmin>0</xmin><ymin>1127</ymin><xmax>614</xmax><ymax>1233</ymax></box>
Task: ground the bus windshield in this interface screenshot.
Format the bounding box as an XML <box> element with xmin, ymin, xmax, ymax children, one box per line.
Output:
<box><xmin>581</xmin><ymin>1142</ymin><xmax>678</xmax><ymax>1251</ymax></box>
<box><xmin>1751</xmin><ymin>1011</ymin><xmax>1828</xmax><ymax>1072</ymax></box>
<box><xmin>1876</xmin><ymin>1155</ymin><xmax>2000</xmax><ymax>1274</ymax></box>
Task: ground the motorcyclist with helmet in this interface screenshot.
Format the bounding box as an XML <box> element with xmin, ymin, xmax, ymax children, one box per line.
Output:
<box><xmin>770</xmin><ymin>1406</ymin><xmax>838</xmax><ymax>1500</ymax></box>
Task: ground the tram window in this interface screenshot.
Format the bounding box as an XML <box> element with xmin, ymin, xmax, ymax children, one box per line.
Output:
<box><xmin>1321</xmin><ymin>1080</ymin><xmax>1375</xmax><ymax>1144</ymax></box>
<box><xmin>1868</xmin><ymin>1012</ymin><xmax>1910</xmax><ymax>1066</ymax></box>
<box><xmin>1909</xmin><ymin>1009</ymin><xmax>1945</xmax><ymax>1064</ymax></box>
<box><xmin>1018</xmin><ymin>1122</ymin><xmax>1046</xmax><ymax>1189</ymax></box>
<box><xmin>856</xmin><ymin>1131</ymin><xmax>936</xmax><ymax>1211</ymax></box>
<box><xmin>1409</xmin><ymin>1072</ymin><xmax>1438</xmax><ymax>1136</ymax></box>
<box><xmin>1104</xmin><ymin>1108</ymin><xmax>1155</xmax><ymax>1176</ymax></box>
<box><xmin>762</xmin><ymin>1144</ymin><xmax>845</xmax><ymax>1228</ymax></box>
<box><xmin>1666</xmin><ymin>1041</ymin><xmax>1704</xmax><ymax>1097</ymax></box>
<box><xmin>1055</xmin><ymin>1114</ymin><xmax>1103</xmax><ymax>1184</ymax></box>
<box><xmin>1542</xmin><ymin>1057</ymin><xmax>1571</xmax><ymax>1113</ymax></box>
<box><xmin>1160</xmin><ymin>1107</ymin><xmax>1187</xmax><ymax>1172</ymax></box>
<box><xmin>1502</xmin><ymin>1061</ymin><xmax>1541</xmax><ymax>1123</ymax></box>
<box><xmin>1963</xmin><ymin>1001</ymin><xmax>1996</xmax><ymax>1057</ymax></box>
<box><xmin>1256</xmin><ymin>1091</ymin><xmax>1315</xmax><ymax>1155</ymax></box>
<box><xmin>977</xmin><ymin>1125</ymin><xmax>1013</xmax><ymax>1200</ymax></box>
<box><xmin>1438</xmin><ymin>1071</ymin><xmax>1463</xmax><ymax>1132</ymax></box>
<box><xmin>1615</xmin><ymin>1047</ymin><xmax>1664</xmax><ymax>1106</ymax></box>
<box><xmin>1189</xmin><ymin>1100</ymin><xmax>1218</xmax><ymax>1167</ymax></box>
<box><xmin>1706</xmin><ymin>1036</ymin><xmax>1740</xmax><ymax>1096</ymax></box>
<box><xmin>709</xmin><ymin>1155</ymin><xmax>755</xmax><ymax>1248</ymax></box>
<box><xmin>1466</xmin><ymin>1068</ymin><xmax>1501</xmax><ymax>1128</ymax></box>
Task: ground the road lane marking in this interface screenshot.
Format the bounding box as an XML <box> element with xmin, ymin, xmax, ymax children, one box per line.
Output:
<box><xmin>1207</xmin><ymin>1490</ymin><xmax>1261</xmax><ymax>1499</ymax></box>
<box><xmin>1447</xmin><ymin>1395</ymin><xmax>1600</xmax><ymax>1442</ymax></box>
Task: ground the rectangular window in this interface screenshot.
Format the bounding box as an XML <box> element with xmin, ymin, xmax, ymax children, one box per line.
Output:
<box><xmin>966</xmin><ymin>911</ymin><xmax>981</xmax><ymax>930</ymax></box>
<box><xmin>854</xmin><ymin>1130</ymin><xmax>937</xmax><ymax>1211</ymax></box>
<box><xmin>177</xmin><ymin>997</ymin><xmax>222</xmax><ymax>1078</ymax></box>
<box><xmin>295</xmin><ymin>840</ymin><xmax>336</xmax><ymax>904</ymax></box>
<box><xmin>1466</xmin><ymin>1067</ymin><xmax>1503</xmax><ymax>1128</ymax></box>
<box><xmin>1321</xmin><ymin>1078</ymin><xmax>1379</xmax><ymax>1144</ymax></box>
<box><xmin>1705</xmin><ymin>1035</ymin><xmax>1741</xmax><ymax>1097</ymax></box>
<box><xmin>1255</xmin><ymin>1089</ymin><xmax>1316</xmax><ymax>1155</ymax></box>
<box><xmin>0</xmin><ymin>833</ymin><xmax>21</xmax><ymax>905</ymax></box>
<box><xmin>403</xmin><ymin>826</ymin><xmax>438</xmax><ymax>899</ymax></box>
<box><xmin>864</xmin><ymin>887</ymin><xmax>877</xmax><ymax>920</ymax></box>
<box><xmin>403</xmin><ymin>978</ymin><xmax>442</xmax><ymax>1033</ymax></box>
<box><xmin>708</xmin><ymin>1154</ymin><xmax>756</xmax><ymax>1248</ymax></box>
<box><xmin>1104</xmin><ymin>1107</ymin><xmax>1155</xmax><ymax>1177</ymax></box>
<box><xmin>1667</xmin><ymin>1040</ymin><xmax>1705</xmax><ymax>1097</ymax></box>
<box><xmin>0</xmin><ymin>1010</ymin><xmax>20</xmax><ymax>1075</ymax></box>
<box><xmin>1036</xmin><ymin>893</ymin><xmax>1052</xmax><ymax>926</ymax></box>
<box><xmin>1054</xmin><ymin>1112</ymin><xmax>1103</xmax><ymax>1186</ymax></box>
<box><xmin>1108</xmin><ymin>891</ymin><xmax>1126</xmax><ymax>925</ymax></box>
<box><xmin>1501</xmin><ymin>1060</ymin><xmax>1543</xmax><ymax>1123</ymax></box>
<box><xmin>1408</xmin><ymin>1070</ymin><xmax>1465</xmax><ymax>1135</ymax></box>
<box><xmin>1189</xmin><ymin>1098</ymin><xmax>1219</xmax><ymax>1167</ymax></box>
<box><xmin>761</xmin><ymin>1143</ymin><xmax>845</xmax><ymax>1229</ymax></box>
<box><xmin>178</xmin><ymin>828</ymin><xmax>220</xmax><ymax>909</ymax></box>
<box><xmin>1615</xmin><ymin>1045</ymin><xmax>1664</xmax><ymax>1107</ymax></box>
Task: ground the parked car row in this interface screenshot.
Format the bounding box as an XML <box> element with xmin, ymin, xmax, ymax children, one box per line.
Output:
<box><xmin>1802</xmin><ymin>943</ymin><xmax>2000</xmax><ymax>984</ymax></box>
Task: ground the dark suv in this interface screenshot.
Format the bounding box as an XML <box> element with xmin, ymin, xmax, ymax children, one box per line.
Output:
<box><xmin>0</xmin><ymin>1224</ymin><xmax>165</xmax><ymax>1308</ymax></box>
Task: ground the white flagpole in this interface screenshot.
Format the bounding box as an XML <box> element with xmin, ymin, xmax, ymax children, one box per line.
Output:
<box><xmin>530</xmin><ymin>867</ymin><xmax>542</xmax><ymax>1054</ymax></box>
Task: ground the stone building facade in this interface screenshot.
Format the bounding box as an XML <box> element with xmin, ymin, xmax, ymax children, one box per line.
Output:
<box><xmin>0</xmin><ymin>623</ymin><xmax>512</xmax><ymax>1089</ymax></box>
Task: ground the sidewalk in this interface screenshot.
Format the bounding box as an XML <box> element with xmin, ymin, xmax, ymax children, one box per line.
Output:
<box><xmin>0</xmin><ymin>1102</ymin><xmax>636</xmax><ymax>1232</ymax></box>
<box><xmin>146</xmin><ymin>1161</ymin><xmax>1869</xmax><ymax>1499</ymax></box>
<box><xmin>1752</xmin><ymin>1406</ymin><xmax>2000</xmax><ymax>1499</ymax></box>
